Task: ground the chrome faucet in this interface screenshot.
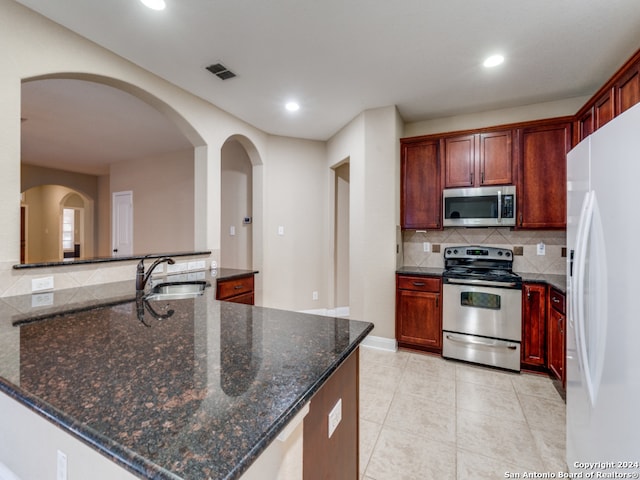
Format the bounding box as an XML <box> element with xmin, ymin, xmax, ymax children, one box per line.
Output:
<box><xmin>136</xmin><ymin>256</ymin><xmax>175</xmax><ymax>291</ymax></box>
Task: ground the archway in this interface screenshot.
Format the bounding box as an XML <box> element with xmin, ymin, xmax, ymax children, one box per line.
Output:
<box><xmin>20</xmin><ymin>74</ymin><xmax>207</xmax><ymax>261</ymax></box>
<box><xmin>21</xmin><ymin>185</ymin><xmax>94</xmax><ymax>263</ymax></box>
<box><xmin>220</xmin><ymin>134</ymin><xmax>264</xmax><ymax>303</ymax></box>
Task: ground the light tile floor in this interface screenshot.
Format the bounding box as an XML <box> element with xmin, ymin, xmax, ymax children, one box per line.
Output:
<box><xmin>359</xmin><ymin>347</ymin><xmax>566</xmax><ymax>480</ymax></box>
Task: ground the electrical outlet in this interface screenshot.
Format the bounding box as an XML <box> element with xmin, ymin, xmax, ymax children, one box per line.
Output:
<box><xmin>32</xmin><ymin>276</ymin><xmax>54</xmax><ymax>292</ymax></box>
<box><xmin>31</xmin><ymin>292</ymin><xmax>54</xmax><ymax>308</ymax></box>
<box><xmin>537</xmin><ymin>242</ymin><xmax>546</xmax><ymax>256</ymax></box>
<box><xmin>328</xmin><ymin>398</ymin><xmax>342</xmax><ymax>438</ymax></box>
<box><xmin>57</xmin><ymin>450</ymin><xmax>67</xmax><ymax>480</ymax></box>
<box><xmin>210</xmin><ymin>260</ymin><xmax>218</xmax><ymax>269</ymax></box>
<box><xmin>312</xmin><ymin>291</ymin><xmax>318</xmax><ymax>301</ymax></box>
<box><xmin>423</xmin><ymin>242</ymin><xmax>431</xmax><ymax>252</ymax></box>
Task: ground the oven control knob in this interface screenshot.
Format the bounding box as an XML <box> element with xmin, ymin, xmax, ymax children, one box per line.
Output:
<box><xmin>505</xmin><ymin>252</ymin><xmax>511</xmax><ymax>257</ymax></box>
<box><xmin>446</xmin><ymin>249</ymin><xmax>451</xmax><ymax>255</ymax></box>
<box><xmin>453</xmin><ymin>249</ymin><xmax>458</xmax><ymax>254</ymax></box>
<box><xmin>498</xmin><ymin>251</ymin><xmax>503</xmax><ymax>256</ymax></box>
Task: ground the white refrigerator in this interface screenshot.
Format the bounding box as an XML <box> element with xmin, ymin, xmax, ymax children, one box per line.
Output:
<box><xmin>566</xmin><ymin>101</ymin><xmax>640</xmax><ymax>473</ymax></box>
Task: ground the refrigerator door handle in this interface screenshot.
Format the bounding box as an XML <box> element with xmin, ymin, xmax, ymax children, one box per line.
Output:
<box><xmin>574</xmin><ymin>191</ymin><xmax>608</xmax><ymax>407</ymax></box>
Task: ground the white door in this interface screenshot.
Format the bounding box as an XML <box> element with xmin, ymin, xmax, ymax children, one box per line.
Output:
<box><xmin>112</xmin><ymin>191</ymin><xmax>133</xmax><ymax>257</ymax></box>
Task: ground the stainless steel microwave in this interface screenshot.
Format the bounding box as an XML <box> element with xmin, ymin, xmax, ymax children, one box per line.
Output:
<box><xmin>443</xmin><ymin>185</ymin><xmax>516</xmax><ymax>227</ymax></box>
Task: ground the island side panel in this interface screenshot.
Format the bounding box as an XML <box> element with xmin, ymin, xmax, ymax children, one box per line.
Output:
<box><xmin>0</xmin><ymin>391</ymin><xmax>140</xmax><ymax>480</ymax></box>
<box><xmin>303</xmin><ymin>348</ymin><xmax>359</xmax><ymax>480</ymax></box>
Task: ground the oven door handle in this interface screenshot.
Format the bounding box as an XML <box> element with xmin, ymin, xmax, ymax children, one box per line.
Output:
<box><xmin>445</xmin><ymin>278</ymin><xmax>518</xmax><ymax>288</ymax></box>
<box><xmin>445</xmin><ymin>334</ymin><xmax>518</xmax><ymax>350</ymax></box>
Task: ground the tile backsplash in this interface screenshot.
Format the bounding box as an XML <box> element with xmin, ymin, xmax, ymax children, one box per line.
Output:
<box><xmin>402</xmin><ymin>228</ymin><xmax>566</xmax><ymax>275</ymax></box>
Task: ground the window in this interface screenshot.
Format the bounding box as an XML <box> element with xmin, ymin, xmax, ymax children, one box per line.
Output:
<box><xmin>62</xmin><ymin>208</ymin><xmax>75</xmax><ymax>250</ymax></box>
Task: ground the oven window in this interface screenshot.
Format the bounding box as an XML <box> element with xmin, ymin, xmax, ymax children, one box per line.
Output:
<box><xmin>461</xmin><ymin>291</ymin><xmax>501</xmax><ymax>310</ymax></box>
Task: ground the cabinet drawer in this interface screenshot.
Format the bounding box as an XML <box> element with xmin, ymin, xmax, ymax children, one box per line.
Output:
<box><xmin>397</xmin><ymin>275</ymin><xmax>441</xmax><ymax>293</ymax></box>
<box><xmin>216</xmin><ymin>275</ymin><xmax>254</xmax><ymax>300</ymax></box>
<box><xmin>549</xmin><ymin>288</ymin><xmax>565</xmax><ymax>314</ymax></box>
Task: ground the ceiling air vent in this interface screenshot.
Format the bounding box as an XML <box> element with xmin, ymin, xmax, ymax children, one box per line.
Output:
<box><xmin>206</xmin><ymin>63</ymin><xmax>236</xmax><ymax>80</ymax></box>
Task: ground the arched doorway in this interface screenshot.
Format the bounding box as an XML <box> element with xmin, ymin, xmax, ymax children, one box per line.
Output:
<box><xmin>20</xmin><ymin>185</ymin><xmax>94</xmax><ymax>263</ymax></box>
<box><xmin>220</xmin><ymin>135</ymin><xmax>264</xmax><ymax>304</ymax></box>
<box><xmin>220</xmin><ymin>140</ymin><xmax>253</xmax><ymax>269</ymax></box>
<box><xmin>20</xmin><ymin>75</ymin><xmax>206</xmax><ymax>261</ymax></box>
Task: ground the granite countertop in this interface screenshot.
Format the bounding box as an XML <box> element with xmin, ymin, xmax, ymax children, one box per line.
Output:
<box><xmin>0</xmin><ymin>271</ymin><xmax>373</xmax><ymax>480</ymax></box>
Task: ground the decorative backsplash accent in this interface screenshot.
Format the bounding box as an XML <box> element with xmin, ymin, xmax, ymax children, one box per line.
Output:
<box><xmin>402</xmin><ymin>228</ymin><xmax>566</xmax><ymax>275</ymax></box>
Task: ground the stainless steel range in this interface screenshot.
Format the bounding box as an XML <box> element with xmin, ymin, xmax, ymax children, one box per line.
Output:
<box><xmin>442</xmin><ymin>246</ymin><xmax>522</xmax><ymax>371</ymax></box>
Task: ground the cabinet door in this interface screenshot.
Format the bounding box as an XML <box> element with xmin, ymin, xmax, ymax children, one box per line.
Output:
<box><xmin>400</xmin><ymin>140</ymin><xmax>441</xmax><ymax>229</ymax></box>
<box><xmin>548</xmin><ymin>306</ymin><xmax>565</xmax><ymax>383</ymax></box>
<box><xmin>444</xmin><ymin>134</ymin><xmax>475</xmax><ymax>188</ymax></box>
<box><xmin>615</xmin><ymin>61</ymin><xmax>640</xmax><ymax>115</ymax></box>
<box><xmin>521</xmin><ymin>283</ymin><xmax>546</xmax><ymax>368</ymax></box>
<box><xmin>518</xmin><ymin>122</ymin><xmax>571</xmax><ymax>229</ymax></box>
<box><xmin>594</xmin><ymin>88</ymin><xmax>615</xmax><ymax>130</ymax></box>
<box><xmin>396</xmin><ymin>289</ymin><xmax>442</xmax><ymax>351</ymax></box>
<box><xmin>577</xmin><ymin>106</ymin><xmax>594</xmax><ymax>141</ymax></box>
<box><xmin>478</xmin><ymin>130</ymin><xmax>513</xmax><ymax>186</ymax></box>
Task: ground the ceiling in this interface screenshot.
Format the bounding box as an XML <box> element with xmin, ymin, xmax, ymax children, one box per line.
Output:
<box><xmin>15</xmin><ymin>0</ymin><xmax>640</xmax><ymax>175</ymax></box>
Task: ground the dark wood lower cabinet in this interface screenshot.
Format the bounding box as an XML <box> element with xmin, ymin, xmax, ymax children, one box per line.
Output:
<box><xmin>216</xmin><ymin>274</ymin><xmax>255</xmax><ymax>304</ymax></box>
<box><xmin>304</xmin><ymin>349</ymin><xmax>359</xmax><ymax>480</ymax></box>
<box><xmin>395</xmin><ymin>275</ymin><xmax>442</xmax><ymax>353</ymax></box>
<box><xmin>547</xmin><ymin>288</ymin><xmax>566</xmax><ymax>385</ymax></box>
<box><xmin>521</xmin><ymin>283</ymin><xmax>547</xmax><ymax>369</ymax></box>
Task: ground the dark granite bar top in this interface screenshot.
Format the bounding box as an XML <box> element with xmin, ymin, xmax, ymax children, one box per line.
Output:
<box><xmin>0</xmin><ymin>273</ymin><xmax>373</xmax><ymax>480</ymax></box>
<box><xmin>13</xmin><ymin>250</ymin><xmax>212</xmax><ymax>270</ymax></box>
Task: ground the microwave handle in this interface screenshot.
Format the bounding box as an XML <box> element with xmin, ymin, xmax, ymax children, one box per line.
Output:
<box><xmin>497</xmin><ymin>190</ymin><xmax>502</xmax><ymax>222</ymax></box>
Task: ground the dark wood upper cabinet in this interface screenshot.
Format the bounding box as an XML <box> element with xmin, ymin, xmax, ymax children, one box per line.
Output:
<box><xmin>443</xmin><ymin>130</ymin><xmax>513</xmax><ymax>188</ymax></box>
<box><xmin>400</xmin><ymin>139</ymin><xmax>441</xmax><ymax>229</ymax></box>
<box><xmin>615</xmin><ymin>60</ymin><xmax>640</xmax><ymax>115</ymax></box>
<box><xmin>517</xmin><ymin>120</ymin><xmax>572</xmax><ymax>229</ymax></box>
<box><xmin>478</xmin><ymin>130</ymin><xmax>514</xmax><ymax>186</ymax></box>
<box><xmin>576</xmin><ymin>49</ymin><xmax>640</xmax><ymax>141</ymax></box>
<box><xmin>594</xmin><ymin>87</ymin><xmax>615</xmax><ymax>130</ymax></box>
<box><xmin>577</xmin><ymin>106</ymin><xmax>594</xmax><ymax>142</ymax></box>
<box><xmin>443</xmin><ymin>134</ymin><xmax>475</xmax><ymax>188</ymax></box>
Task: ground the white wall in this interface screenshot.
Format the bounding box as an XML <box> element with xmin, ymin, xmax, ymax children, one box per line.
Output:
<box><xmin>0</xmin><ymin>0</ymin><xmax>271</xmax><ymax>296</ymax></box>
<box><xmin>261</xmin><ymin>136</ymin><xmax>328</xmax><ymax>311</ymax></box>
<box><xmin>109</xmin><ymin>148</ymin><xmax>195</xmax><ymax>254</ymax></box>
<box><xmin>326</xmin><ymin>106</ymin><xmax>401</xmax><ymax>341</ymax></box>
<box><xmin>403</xmin><ymin>96</ymin><xmax>589</xmax><ymax>137</ymax></box>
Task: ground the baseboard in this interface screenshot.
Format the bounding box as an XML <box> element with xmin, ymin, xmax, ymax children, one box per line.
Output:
<box><xmin>360</xmin><ymin>335</ymin><xmax>397</xmax><ymax>352</ymax></box>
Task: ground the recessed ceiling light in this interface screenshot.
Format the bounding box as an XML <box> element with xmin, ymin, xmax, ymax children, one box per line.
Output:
<box><xmin>483</xmin><ymin>54</ymin><xmax>505</xmax><ymax>68</ymax></box>
<box><xmin>140</xmin><ymin>0</ymin><xmax>166</xmax><ymax>11</ymax></box>
<box><xmin>285</xmin><ymin>101</ymin><xmax>300</xmax><ymax>112</ymax></box>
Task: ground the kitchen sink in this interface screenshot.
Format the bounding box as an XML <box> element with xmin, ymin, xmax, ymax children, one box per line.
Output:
<box><xmin>144</xmin><ymin>281</ymin><xmax>209</xmax><ymax>301</ymax></box>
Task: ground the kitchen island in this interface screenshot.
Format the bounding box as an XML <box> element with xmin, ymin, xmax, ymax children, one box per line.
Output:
<box><xmin>0</xmin><ymin>274</ymin><xmax>372</xmax><ymax>479</ymax></box>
